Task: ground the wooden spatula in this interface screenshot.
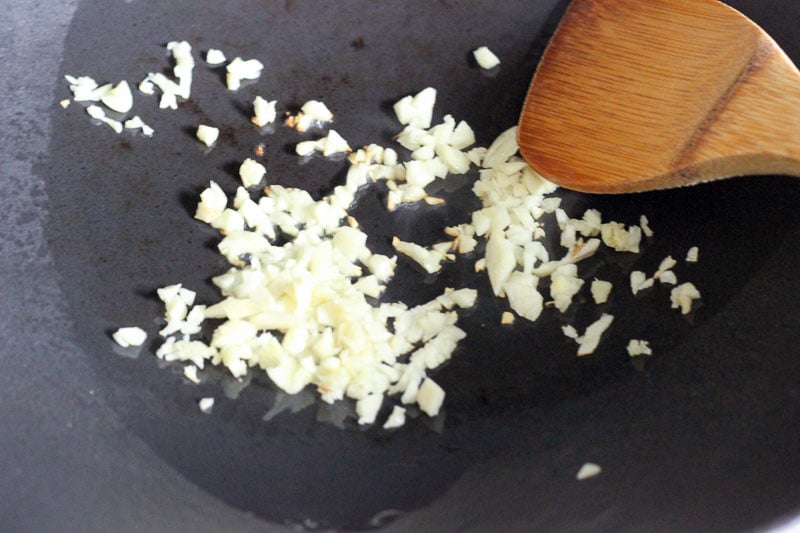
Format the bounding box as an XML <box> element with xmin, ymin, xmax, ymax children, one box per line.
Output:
<box><xmin>517</xmin><ymin>0</ymin><xmax>800</xmax><ymax>193</ymax></box>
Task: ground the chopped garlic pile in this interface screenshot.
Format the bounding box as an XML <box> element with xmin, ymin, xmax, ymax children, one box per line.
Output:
<box><xmin>63</xmin><ymin>41</ymin><xmax>203</xmax><ymax>138</ymax></box>
<box><xmin>153</xmin><ymin>86</ymin><xmax>702</xmax><ymax>424</ymax></box>
<box><xmin>152</xmin><ymin>165</ymin><xmax>479</xmax><ymax>426</ymax></box>
<box><xmin>88</xmin><ymin>39</ymin><xmax>707</xmax><ymax>430</ymax></box>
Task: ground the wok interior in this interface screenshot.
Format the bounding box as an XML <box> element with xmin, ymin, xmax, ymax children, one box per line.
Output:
<box><xmin>39</xmin><ymin>0</ymin><xmax>800</xmax><ymax>529</ymax></box>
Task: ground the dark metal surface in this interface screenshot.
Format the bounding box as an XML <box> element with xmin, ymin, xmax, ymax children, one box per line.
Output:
<box><xmin>2</xmin><ymin>0</ymin><xmax>800</xmax><ymax>531</ymax></box>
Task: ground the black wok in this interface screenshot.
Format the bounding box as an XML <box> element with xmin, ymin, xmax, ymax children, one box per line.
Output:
<box><xmin>2</xmin><ymin>0</ymin><xmax>799</xmax><ymax>530</ymax></box>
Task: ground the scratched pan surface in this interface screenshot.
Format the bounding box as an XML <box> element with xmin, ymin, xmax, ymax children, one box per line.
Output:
<box><xmin>3</xmin><ymin>0</ymin><xmax>800</xmax><ymax>531</ymax></box>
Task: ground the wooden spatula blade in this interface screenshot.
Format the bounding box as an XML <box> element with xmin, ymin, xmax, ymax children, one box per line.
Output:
<box><xmin>518</xmin><ymin>0</ymin><xmax>800</xmax><ymax>193</ymax></box>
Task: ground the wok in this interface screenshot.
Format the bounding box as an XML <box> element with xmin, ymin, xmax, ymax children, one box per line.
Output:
<box><xmin>2</xmin><ymin>0</ymin><xmax>799</xmax><ymax>530</ymax></box>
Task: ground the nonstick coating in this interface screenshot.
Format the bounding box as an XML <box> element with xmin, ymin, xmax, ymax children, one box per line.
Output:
<box><xmin>3</xmin><ymin>0</ymin><xmax>800</xmax><ymax>531</ymax></box>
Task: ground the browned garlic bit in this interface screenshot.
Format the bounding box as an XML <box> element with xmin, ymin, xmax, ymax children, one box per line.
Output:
<box><xmin>285</xmin><ymin>100</ymin><xmax>334</xmax><ymax>132</ymax></box>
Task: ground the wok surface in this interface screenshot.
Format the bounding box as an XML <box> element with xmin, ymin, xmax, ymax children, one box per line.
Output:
<box><xmin>2</xmin><ymin>0</ymin><xmax>800</xmax><ymax>530</ymax></box>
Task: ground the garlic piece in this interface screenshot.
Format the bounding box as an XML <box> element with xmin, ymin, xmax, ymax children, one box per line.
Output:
<box><xmin>198</xmin><ymin>397</ymin><xmax>215</xmax><ymax>414</ymax></box>
<box><xmin>576</xmin><ymin>463</ymin><xmax>602</xmax><ymax>480</ymax></box>
<box><xmin>239</xmin><ymin>158</ymin><xmax>267</xmax><ymax>187</ymax></box>
<box><xmin>85</xmin><ymin>105</ymin><xmax>123</xmax><ymax>133</ymax></box>
<box><xmin>591</xmin><ymin>279</ymin><xmax>612</xmax><ymax>304</ymax></box>
<box><xmin>100</xmin><ymin>80</ymin><xmax>133</xmax><ymax>113</ymax></box>
<box><xmin>252</xmin><ymin>96</ymin><xmax>278</xmax><ymax>127</ymax></box>
<box><xmin>196</xmin><ymin>124</ymin><xmax>219</xmax><ymax>147</ymax></box>
<box><xmin>473</xmin><ymin>46</ymin><xmax>501</xmax><ymax>69</ymax></box>
<box><xmin>356</xmin><ymin>394</ymin><xmax>383</xmax><ymax>425</ymax></box>
<box><xmin>183</xmin><ymin>364</ymin><xmax>201</xmax><ymax>384</ymax></box>
<box><xmin>393</xmin><ymin>87</ymin><xmax>436</xmax><ymax>129</ymax></box>
<box><xmin>626</xmin><ymin>339</ymin><xmax>652</xmax><ymax>357</ymax></box>
<box><xmin>65</xmin><ymin>75</ymin><xmax>103</xmax><ymax>101</ymax></box>
<box><xmin>550</xmin><ymin>264</ymin><xmax>584</xmax><ymax>313</ymax></box>
<box><xmin>286</xmin><ymin>100</ymin><xmax>334</xmax><ymax>131</ymax></box>
<box><xmin>670</xmin><ymin>282</ymin><xmax>701</xmax><ymax>314</ymax></box>
<box><xmin>576</xmin><ymin>314</ymin><xmax>614</xmax><ymax>356</ymax></box>
<box><xmin>382</xmin><ymin>405</ymin><xmax>407</xmax><ymax>429</ymax></box>
<box><xmin>124</xmin><ymin>115</ymin><xmax>154</xmax><ymax>137</ymax></box>
<box><xmin>205</xmin><ymin>48</ymin><xmax>227</xmax><ymax>65</ymax></box>
<box><xmin>226</xmin><ymin>57</ymin><xmax>264</xmax><ymax>90</ymax></box>
<box><xmin>392</xmin><ymin>237</ymin><xmax>449</xmax><ymax>274</ymax></box>
<box><xmin>112</xmin><ymin>327</ymin><xmax>147</xmax><ymax>348</ymax></box>
<box><xmin>630</xmin><ymin>271</ymin><xmax>654</xmax><ymax>295</ymax></box>
<box><xmin>416</xmin><ymin>378</ymin><xmax>445</xmax><ymax>417</ymax></box>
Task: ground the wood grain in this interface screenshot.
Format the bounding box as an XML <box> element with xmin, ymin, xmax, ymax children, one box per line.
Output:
<box><xmin>518</xmin><ymin>0</ymin><xmax>800</xmax><ymax>193</ymax></box>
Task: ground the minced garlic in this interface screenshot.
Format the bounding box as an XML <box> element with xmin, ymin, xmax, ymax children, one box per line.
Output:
<box><xmin>99</xmin><ymin>40</ymin><xmax>707</xmax><ymax>430</ymax></box>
